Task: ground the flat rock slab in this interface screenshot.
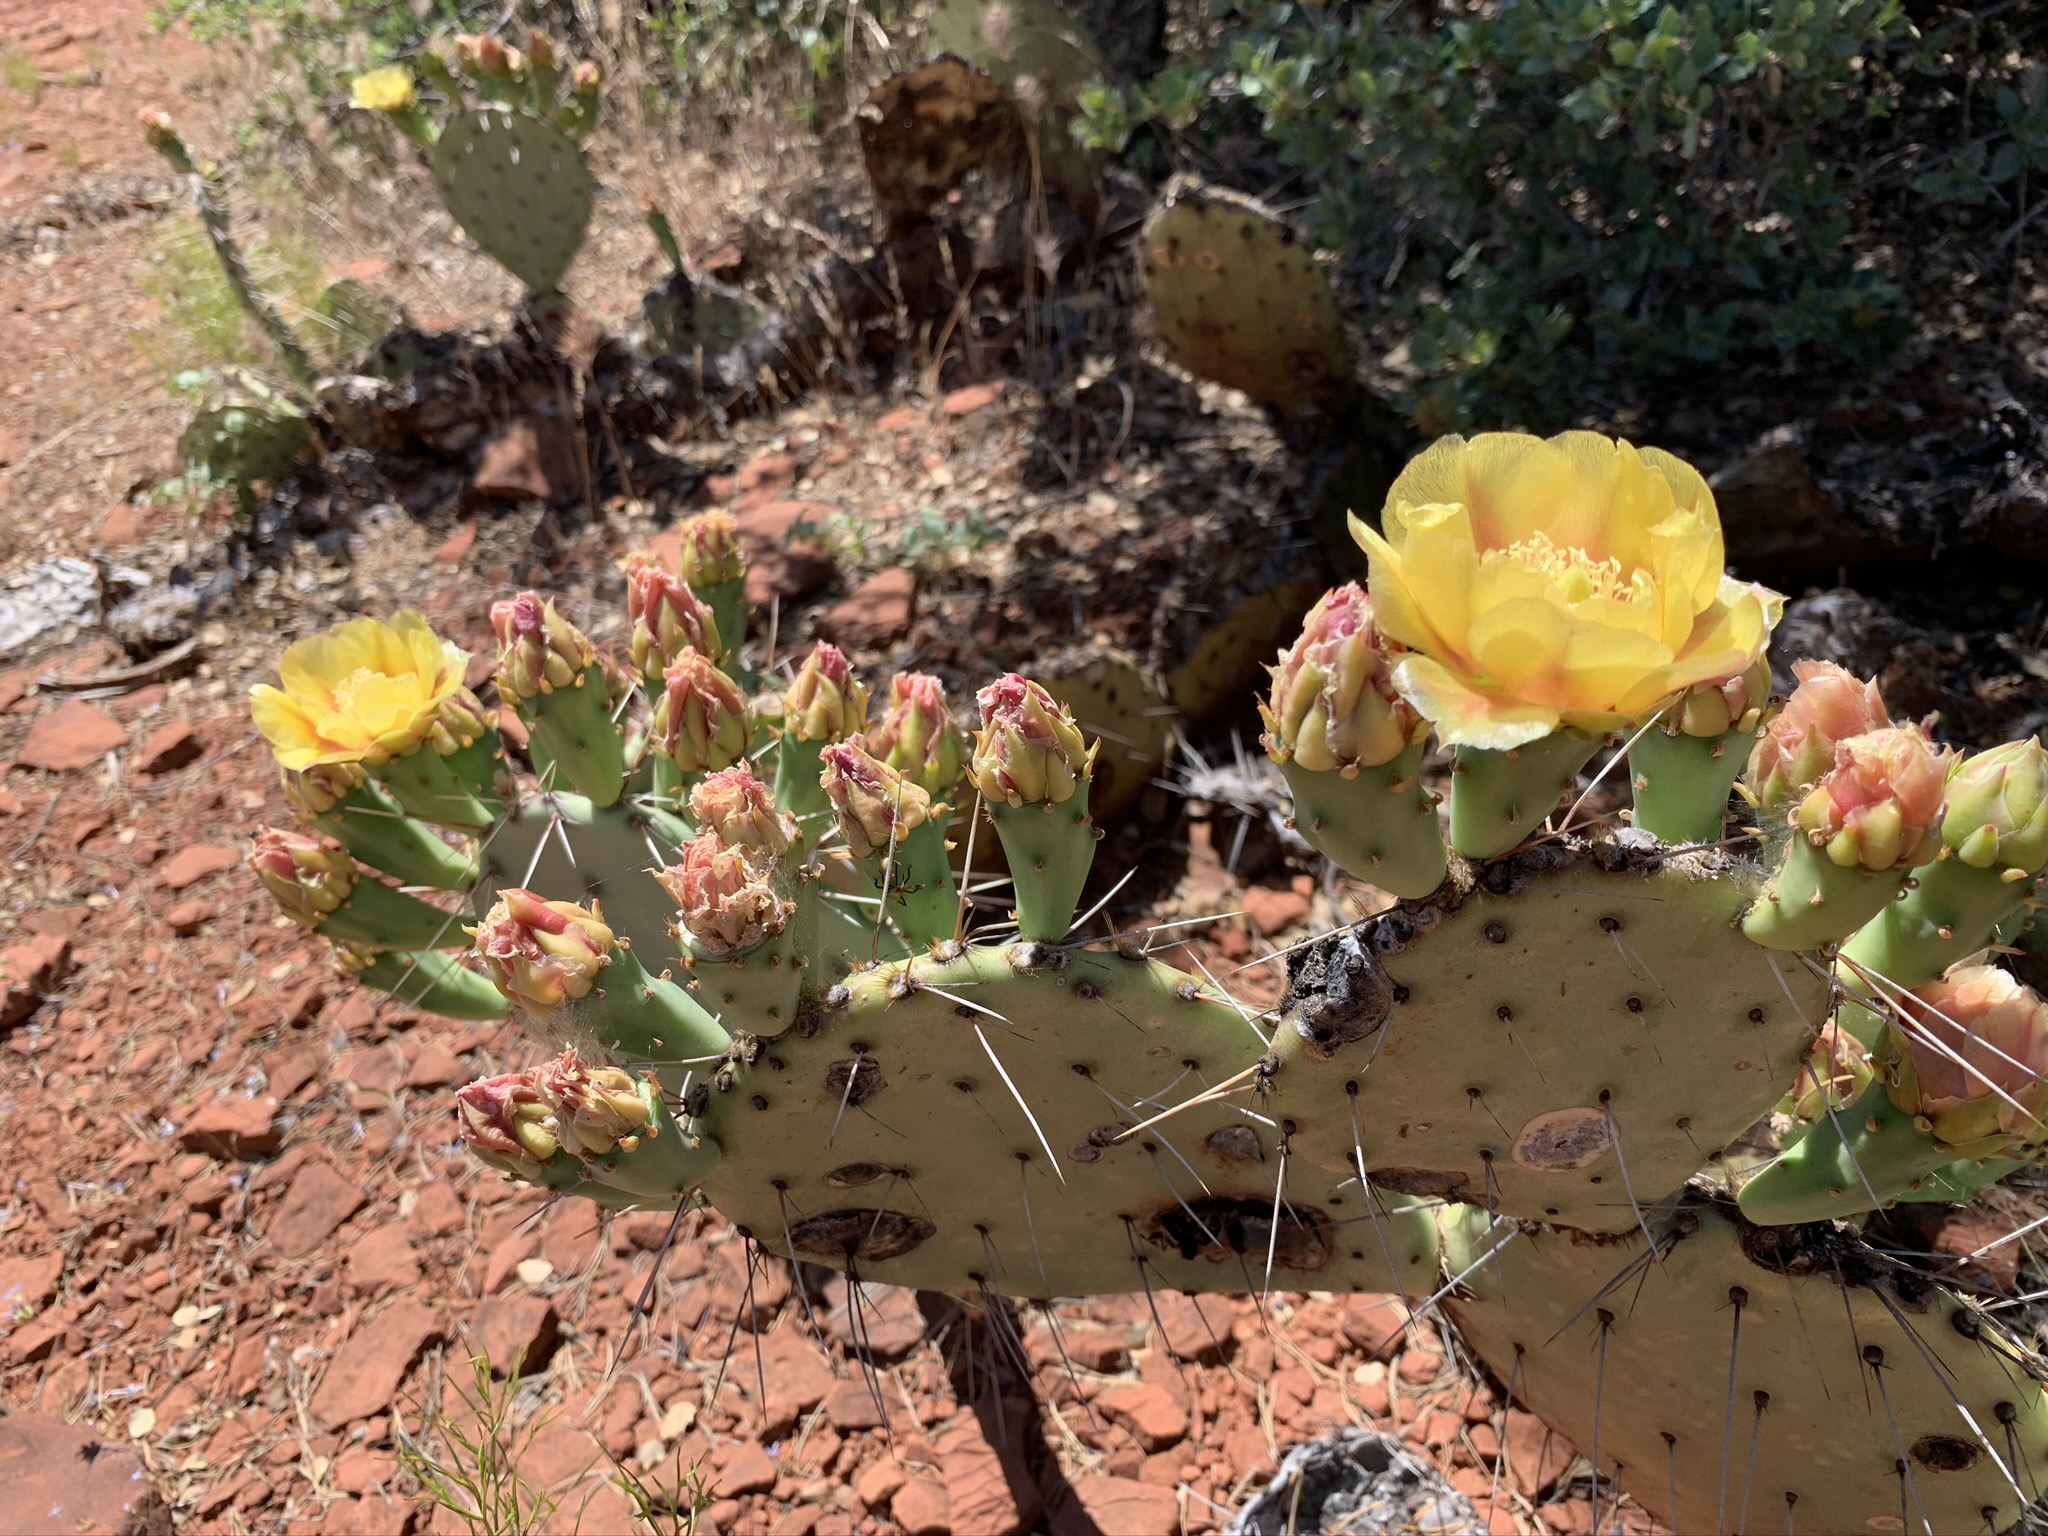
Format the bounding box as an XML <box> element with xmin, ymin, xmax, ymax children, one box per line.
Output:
<box><xmin>0</xmin><ymin>1412</ymin><xmax>170</xmax><ymax>1535</ymax></box>
<box><xmin>311</xmin><ymin>1298</ymin><xmax>446</xmax><ymax>1430</ymax></box>
<box><xmin>17</xmin><ymin>700</ymin><xmax>126</xmax><ymax>771</ymax></box>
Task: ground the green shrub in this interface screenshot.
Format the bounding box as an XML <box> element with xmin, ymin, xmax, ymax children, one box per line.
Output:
<box><xmin>1083</xmin><ymin>1</ymin><xmax>2040</xmax><ymax>432</ymax></box>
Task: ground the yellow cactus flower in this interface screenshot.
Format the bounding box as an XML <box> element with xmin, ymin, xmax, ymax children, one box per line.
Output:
<box><xmin>1350</xmin><ymin>432</ymin><xmax>1783</xmax><ymax>750</ymax></box>
<box><xmin>350</xmin><ymin>64</ymin><xmax>418</xmax><ymax>114</ymax></box>
<box><xmin>250</xmin><ymin>611</ymin><xmax>471</xmax><ymax>771</ymax></box>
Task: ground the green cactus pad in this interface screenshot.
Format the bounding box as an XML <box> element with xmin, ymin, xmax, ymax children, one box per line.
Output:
<box><xmin>693</xmin><ymin>941</ymin><xmax>1440</xmax><ymax>1298</ymax></box>
<box><xmin>351</xmin><ymin>948</ymin><xmax>509</xmax><ymax>1020</ymax></box>
<box><xmin>1442</xmin><ymin>1196</ymin><xmax>2048</xmax><ymax>1536</ymax></box>
<box><xmin>475</xmin><ymin>793</ymin><xmax>692</xmax><ymax>964</ymax></box>
<box><xmin>1139</xmin><ymin>183</ymin><xmax>1353</xmax><ymax>415</ymax></box>
<box><xmin>431</xmin><ymin>108</ymin><xmax>593</xmax><ymax>294</ymax></box>
<box><xmin>1627</xmin><ymin>724</ymin><xmax>1756</xmax><ymax>846</ymax></box>
<box><xmin>1280</xmin><ymin>744</ymin><xmax>1448</xmax><ymax>900</ymax></box>
<box><xmin>1743</xmin><ymin>832</ymin><xmax>1912</xmax><ymax>952</ymax></box>
<box><xmin>1447</xmin><ymin>733</ymin><xmax>1602</xmax><ymax>861</ymax></box>
<box><xmin>1263</xmin><ymin>841</ymin><xmax>1830</xmax><ymax>1234</ymax></box>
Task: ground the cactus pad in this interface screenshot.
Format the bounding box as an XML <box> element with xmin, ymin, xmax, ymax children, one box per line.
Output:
<box><xmin>432</xmin><ymin>108</ymin><xmax>593</xmax><ymax>294</ymax></box>
<box><xmin>1140</xmin><ymin>183</ymin><xmax>1353</xmax><ymax>414</ymax></box>
<box><xmin>694</xmin><ymin>941</ymin><xmax>1441</xmax><ymax>1299</ymax></box>
<box><xmin>1265</xmin><ymin>842</ymin><xmax>1830</xmax><ymax>1234</ymax></box>
<box><xmin>1443</xmin><ymin>1196</ymin><xmax>2048</xmax><ymax>1535</ymax></box>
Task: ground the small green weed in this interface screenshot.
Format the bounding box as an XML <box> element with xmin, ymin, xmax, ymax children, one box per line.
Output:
<box><xmin>2</xmin><ymin>45</ymin><xmax>40</xmax><ymax>99</ymax></box>
<box><xmin>394</xmin><ymin>1355</ymin><xmax>566</xmax><ymax>1536</ymax></box>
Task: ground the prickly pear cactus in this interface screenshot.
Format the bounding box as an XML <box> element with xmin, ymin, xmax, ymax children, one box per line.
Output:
<box><xmin>245</xmin><ymin>429</ymin><xmax>2048</xmax><ymax>1529</ymax></box>
<box><xmin>1140</xmin><ymin>180</ymin><xmax>1354</xmax><ymax>415</ymax></box>
<box><xmin>432</xmin><ymin>109</ymin><xmax>593</xmax><ymax>295</ymax></box>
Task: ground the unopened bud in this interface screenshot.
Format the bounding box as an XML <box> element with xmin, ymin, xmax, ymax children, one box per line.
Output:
<box><xmin>1942</xmin><ymin>738</ymin><xmax>2048</xmax><ymax>873</ymax></box>
<box><xmin>1891</xmin><ymin>964</ymin><xmax>2048</xmax><ymax>1149</ymax></box>
<box><xmin>455</xmin><ymin>1069</ymin><xmax>558</xmax><ymax>1173</ymax></box>
<box><xmin>657</xmin><ymin>835</ymin><xmax>794</xmax><ymax>954</ymax></box>
<box><xmin>783</xmin><ymin>643</ymin><xmax>868</xmax><ymax>743</ymax></box>
<box><xmin>281</xmin><ymin>761</ymin><xmax>368</xmax><ymax>819</ymax></box>
<box><xmin>654</xmin><ymin>651</ymin><xmax>752</xmax><ymax>775</ymax></box>
<box><xmin>1749</xmin><ymin>661</ymin><xmax>1892</xmax><ymax>811</ymax></box>
<box><xmin>626</xmin><ymin>556</ymin><xmax>722</xmax><ymax>678</ymax></box>
<box><xmin>673</xmin><ymin>510</ymin><xmax>743</xmax><ymax>587</ymax></box>
<box><xmin>1793</xmin><ymin>727</ymin><xmax>1951</xmax><ymax>872</ymax></box>
<box><xmin>424</xmin><ymin>686</ymin><xmax>490</xmax><ymax>757</ymax></box>
<box><xmin>492</xmin><ymin>592</ymin><xmax>595</xmax><ymax>701</ymax></box>
<box><xmin>969</xmin><ymin>674</ymin><xmax>1093</xmax><ymax>807</ymax></box>
<box><xmin>535</xmin><ymin>1049</ymin><xmax>655</xmax><ymax>1157</ymax></box>
<box><xmin>1259</xmin><ymin>584</ymin><xmax>1424</xmax><ymax>772</ymax></box>
<box><xmin>525</xmin><ymin>28</ymin><xmax>558</xmax><ymax>70</ymax></box>
<box><xmin>470</xmin><ymin>889</ymin><xmax>614</xmax><ymax>1011</ymax></box>
<box><xmin>866</xmin><ymin>672</ymin><xmax>966</xmax><ymax>795</ymax></box>
<box><xmin>820</xmin><ymin>741</ymin><xmax>934</xmax><ymax>859</ymax></box>
<box><xmin>688</xmin><ymin>767</ymin><xmax>795</xmax><ymax>858</ymax></box>
<box><xmin>249</xmin><ymin>828</ymin><xmax>356</xmax><ymax>926</ymax></box>
<box><xmin>571</xmin><ymin>59</ymin><xmax>601</xmax><ymax>95</ymax></box>
<box><xmin>1670</xmin><ymin>655</ymin><xmax>1771</xmax><ymax>740</ymax></box>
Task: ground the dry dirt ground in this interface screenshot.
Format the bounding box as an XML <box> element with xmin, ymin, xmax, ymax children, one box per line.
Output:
<box><xmin>0</xmin><ymin>7</ymin><xmax>1710</xmax><ymax>1536</ymax></box>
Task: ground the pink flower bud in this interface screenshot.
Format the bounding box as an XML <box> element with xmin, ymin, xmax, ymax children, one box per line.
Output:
<box><xmin>688</xmin><ymin>767</ymin><xmax>795</xmax><ymax>858</ymax></box>
<box><xmin>866</xmin><ymin>672</ymin><xmax>966</xmax><ymax>795</ymax></box>
<box><xmin>820</xmin><ymin>741</ymin><xmax>934</xmax><ymax>859</ymax></box>
<box><xmin>672</xmin><ymin>511</ymin><xmax>743</xmax><ymax>587</ymax></box>
<box><xmin>654</xmin><ymin>651</ymin><xmax>752</xmax><ymax>775</ymax></box>
<box><xmin>470</xmin><ymin>889</ymin><xmax>614</xmax><ymax>1011</ymax></box>
<box><xmin>533</xmin><ymin>1048</ymin><xmax>655</xmax><ymax>1157</ymax></box>
<box><xmin>783</xmin><ymin>642</ymin><xmax>868</xmax><ymax>743</ymax></box>
<box><xmin>249</xmin><ymin>828</ymin><xmax>356</xmax><ymax>926</ymax></box>
<box><xmin>571</xmin><ymin>59</ymin><xmax>601</xmax><ymax>95</ymax></box>
<box><xmin>492</xmin><ymin>592</ymin><xmax>595</xmax><ymax>701</ymax></box>
<box><xmin>625</xmin><ymin>555</ymin><xmax>722</xmax><ymax>678</ymax></box>
<box><xmin>1792</xmin><ymin>726</ymin><xmax>1952</xmax><ymax>872</ymax></box>
<box><xmin>658</xmin><ymin>834</ymin><xmax>793</xmax><ymax>955</ymax></box>
<box><xmin>969</xmin><ymin>675</ymin><xmax>1093</xmax><ymax>807</ymax></box>
<box><xmin>1941</xmin><ymin>738</ymin><xmax>2048</xmax><ymax>873</ymax></box>
<box><xmin>1892</xmin><ymin>965</ymin><xmax>2048</xmax><ymax>1150</ymax></box>
<box><xmin>455</xmin><ymin>1069</ymin><xmax>558</xmax><ymax>1170</ymax></box>
<box><xmin>1748</xmin><ymin>661</ymin><xmax>1892</xmax><ymax>811</ymax></box>
<box><xmin>1259</xmin><ymin>584</ymin><xmax>1424</xmax><ymax>772</ymax></box>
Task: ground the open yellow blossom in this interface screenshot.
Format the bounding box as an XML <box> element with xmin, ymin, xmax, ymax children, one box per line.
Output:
<box><xmin>251</xmin><ymin>611</ymin><xmax>470</xmax><ymax>771</ymax></box>
<box><xmin>350</xmin><ymin>64</ymin><xmax>417</xmax><ymax>114</ymax></box>
<box><xmin>1350</xmin><ymin>431</ymin><xmax>1782</xmax><ymax>750</ymax></box>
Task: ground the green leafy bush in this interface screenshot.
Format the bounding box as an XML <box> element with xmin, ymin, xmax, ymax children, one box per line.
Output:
<box><xmin>1084</xmin><ymin>1</ymin><xmax>2040</xmax><ymax>431</ymax></box>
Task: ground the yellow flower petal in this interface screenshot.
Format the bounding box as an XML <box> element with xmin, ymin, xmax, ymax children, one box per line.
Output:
<box><xmin>1391</xmin><ymin>655</ymin><xmax>1560</xmax><ymax>750</ymax></box>
<box><xmin>251</xmin><ymin>611</ymin><xmax>469</xmax><ymax>770</ymax></box>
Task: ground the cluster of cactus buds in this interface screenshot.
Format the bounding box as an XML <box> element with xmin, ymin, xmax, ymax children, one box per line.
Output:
<box><xmin>245</xmin><ymin>430</ymin><xmax>2048</xmax><ymax>1533</ymax></box>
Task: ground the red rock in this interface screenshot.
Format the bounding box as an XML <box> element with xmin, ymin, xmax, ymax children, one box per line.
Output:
<box><xmin>1</xmin><ymin>932</ymin><xmax>71</xmax><ymax>1030</ymax></box>
<box><xmin>1049</xmin><ymin>1473</ymin><xmax>1178</xmax><ymax>1536</ymax></box>
<box><xmin>1396</xmin><ymin>1345</ymin><xmax>1443</xmax><ymax>1385</ymax></box>
<box><xmin>855</xmin><ymin>1457</ymin><xmax>905</xmax><ymax>1509</ymax></box>
<box><xmin>940</xmin><ymin>381</ymin><xmax>1002</xmax><ymax>417</ymax></box>
<box><xmin>2</xmin><ymin>1313</ymin><xmax>71</xmax><ymax>1367</ymax></box>
<box><xmin>754</xmin><ymin>1329</ymin><xmax>835</xmax><ymax>1439</ymax></box>
<box><xmin>0</xmin><ymin>670</ymin><xmax>28</xmax><ymax>713</ymax></box>
<box><xmin>469</xmin><ymin>1293</ymin><xmax>559</xmax><ymax>1377</ymax></box>
<box><xmin>402</xmin><ymin>1043</ymin><xmax>467</xmax><ymax>1089</ymax></box>
<box><xmin>95</xmin><ymin>502</ymin><xmax>145</xmax><ymax>545</ymax></box>
<box><xmin>824</xmin><ymin>1276</ymin><xmax>927</xmax><ymax>1361</ymax></box>
<box><xmin>1339</xmin><ymin>1293</ymin><xmax>1413</xmax><ymax>1360</ymax></box>
<box><xmin>137</xmin><ymin>719</ymin><xmax>201</xmax><ymax>774</ymax></box>
<box><xmin>878</xmin><ymin>405</ymin><xmax>923</xmax><ymax>432</ymax></box>
<box><xmin>518</xmin><ymin>1420</ymin><xmax>601</xmax><ymax>1490</ymax></box>
<box><xmin>326</xmin><ymin>1493</ymin><xmax>412</xmax><ymax>1534</ymax></box>
<box><xmin>1097</xmin><ymin>1382</ymin><xmax>1189</xmax><ymax>1453</ymax></box>
<box><xmin>330</xmin><ymin>1444</ymin><xmax>394</xmax><ymax>1495</ymax></box>
<box><xmin>163</xmin><ymin>897</ymin><xmax>213</xmax><ymax>935</ymax></box>
<box><xmin>0</xmin><ymin>784</ymin><xmax>19</xmax><ymax>816</ymax></box>
<box><xmin>732</xmin><ymin>498</ymin><xmax>836</xmax><ymax>608</ymax></box>
<box><xmin>433</xmin><ymin>521</ymin><xmax>477</xmax><ymax>563</ymax></box>
<box><xmin>411</xmin><ymin>1179</ymin><xmax>467</xmax><ymax>1238</ymax></box>
<box><xmin>939</xmin><ymin>1409</ymin><xmax>1039</xmax><ymax>1536</ymax></box>
<box><xmin>0</xmin><ymin>1413</ymin><xmax>167</xmax><ymax>1534</ymax></box>
<box><xmin>178</xmin><ymin>1096</ymin><xmax>282</xmax><ymax>1159</ymax></box>
<box><xmin>472</xmin><ymin>415</ymin><xmax>580</xmax><ymax>503</ymax></box>
<box><xmin>1029</xmin><ymin>1323</ymin><xmax>1128</xmax><ymax>1374</ymax></box>
<box><xmin>1504</xmin><ymin>1407</ymin><xmax>1574</xmax><ymax>1498</ymax></box>
<box><xmin>0</xmin><ymin>1253</ymin><xmax>63</xmax><ymax>1317</ymax></box>
<box><xmin>156</xmin><ymin>842</ymin><xmax>238</xmax><ymax>890</ymax></box>
<box><xmin>311</xmin><ymin>1299</ymin><xmax>445</xmax><ymax>1429</ymax></box>
<box><xmin>824</xmin><ymin>1377</ymin><xmax>887</xmax><ymax>1431</ymax></box>
<box><xmin>1220</xmin><ymin>1424</ymin><xmax>1270</xmax><ymax>1475</ymax></box>
<box><xmin>891</xmin><ymin>1474</ymin><xmax>950</xmax><ymax>1536</ymax></box>
<box><xmin>1149</xmin><ymin>1291</ymin><xmax>1235</xmax><ymax>1365</ymax></box>
<box><xmin>1243</xmin><ymin>884</ymin><xmax>1311</xmax><ymax>936</ymax></box>
<box><xmin>266</xmin><ymin>1155</ymin><xmax>365</xmax><ymax>1256</ymax></box>
<box><xmin>17</xmin><ymin>700</ymin><xmax>127</xmax><ymax>771</ymax></box>
<box><xmin>717</xmin><ymin>1441</ymin><xmax>779</xmax><ymax>1497</ymax></box>
<box><xmin>346</xmin><ymin>1221</ymin><xmax>422</xmax><ymax>1296</ymax></box>
<box><xmin>737</xmin><ymin>450</ymin><xmax>801</xmax><ymax>498</ymax></box>
<box><xmin>816</xmin><ymin>567</ymin><xmax>915</xmax><ymax>649</ymax></box>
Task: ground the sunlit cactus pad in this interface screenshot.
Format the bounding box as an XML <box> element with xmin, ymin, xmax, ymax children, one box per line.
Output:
<box><xmin>1443</xmin><ymin>1195</ymin><xmax>2048</xmax><ymax>1535</ymax></box>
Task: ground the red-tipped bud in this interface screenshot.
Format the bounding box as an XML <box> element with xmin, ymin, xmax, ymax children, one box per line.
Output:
<box><xmin>492</xmin><ymin>592</ymin><xmax>595</xmax><ymax>701</ymax></box>
<box><xmin>534</xmin><ymin>1048</ymin><xmax>656</xmax><ymax>1157</ymax></box>
<box><xmin>1891</xmin><ymin>965</ymin><xmax>2048</xmax><ymax>1150</ymax></box>
<box><xmin>524</xmin><ymin>28</ymin><xmax>558</xmax><ymax>70</ymax></box>
<box><xmin>688</xmin><ymin>767</ymin><xmax>795</xmax><ymax>858</ymax></box>
<box><xmin>571</xmin><ymin>59</ymin><xmax>601</xmax><ymax>95</ymax></box>
<box><xmin>470</xmin><ymin>889</ymin><xmax>614</xmax><ymax>1011</ymax></box>
<box><xmin>1793</xmin><ymin>726</ymin><xmax>1952</xmax><ymax>872</ymax></box>
<box><xmin>1259</xmin><ymin>584</ymin><xmax>1425</xmax><ymax>773</ymax></box>
<box><xmin>783</xmin><ymin>643</ymin><xmax>868</xmax><ymax>743</ymax></box>
<box><xmin>1748</xmin><ymin>661</ymin><xmax>1892</xmax><ymax>811</ymax></box>
<box><xmin>455</xmin><ymin>1069</ymin><xmax>558</xmax><ymax>1173</ymax></box>
<box><xmin>969</xmin><ymin>675</ymin><xmax>1094</xmax><ymax>807</ymax></box>
<box><xmin>249</xmin><ymin>828</ymin><xmax>356</xmax><ymax>926</ymax></box>
<box><xmin>471</xmin><ymin>34</ymin><xmax>511</xmax><ymax>76</ymax></box>
<box><xmin>625</xmin><ymin>555</ymin><xmax>722</xmax><ymax>678</ymax></box>
<box><xmin>866</xmin><ymin>672</ymin><xmax>966</xmax><ymax>796</ymax></box>
<box><xmin>658</xmin><ymin>835</ymin><xmax>794</xmax><ymax>955</ymax></box>
<box><xmin>654</xmin><ymin>651</ymin><xmax>752</xmax><ymax>775</ymax></box>
<box><xmin>820</xmin><ymin>741</ymin><xmax>935</xmax><ymax>859</ymax></box>
<box><xmin>673</xmin><ymin>511</ymin><xmax>743</xmax><ymax>588</ymax></box>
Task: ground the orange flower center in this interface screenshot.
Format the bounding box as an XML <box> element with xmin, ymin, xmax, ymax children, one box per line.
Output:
<box><xmin>1500</xmin><ymin>532</ymin><xmax>1640</xmax><ymax>604</ymax></box>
